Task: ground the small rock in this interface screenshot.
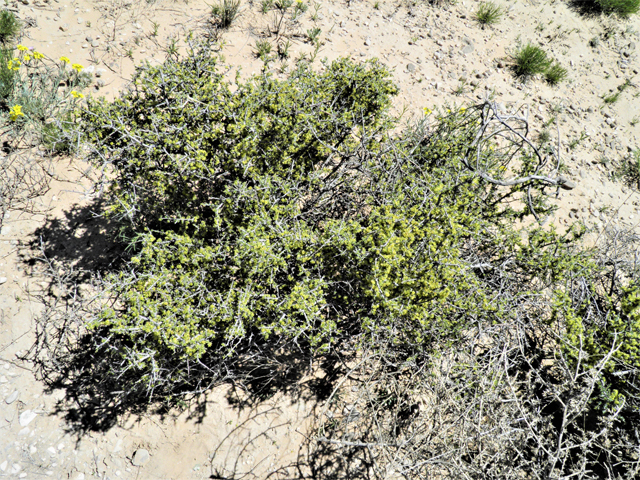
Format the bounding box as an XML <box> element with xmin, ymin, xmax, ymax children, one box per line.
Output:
<box><xmin>59</xmin><ymin>23</ymin><xmax>68</xmax><ymax>32</ymax></box>
<box><xmin>557</xmin><ymin>176</ymin><xmax>577</xmax><ymax>190</ymax></box>
<box><xmin>77</xmin><ymin>17</ymin><xmax>84</xmax><ymax>24</ymax></box>
<box><xmin>0</xmin><ymin>461</ymin><xmax>6</xmax><ymax>472</ymax></box>
<box><xmin>91</xmin><ymin>40</ymin><xmax>99</xmax><ymax>48</ymax></box>
<box><xmin>82</xmin><ymin>44</ymin><xmax>89</xmax><ymax>49</ymax></box>
<box><xmin>364</xmin><ymin>37</ymin><xmax>371</xmax><ymax>46</ymax></box>
<box><xmin>0</xmin><ymin>277</ymin><xmax>7</xmax><ymax>285</ymax></box>
<box><xmin>96</xmin><ymin>79</ymin><xmax>105</xmax><ymax>88</ymax></box>
<box><xmin>19</xmin><ymin>410</ymin><xmax>38</xmax><ymax>427</ymax></box>
<box><xmin>20</xmin><ymin>0</ymin><xmax>29</xmax><ymax>4</ymax></box>
<box><xmin>95</xmin><ymin>68</ymin><xmax>105</xmax><ymax>77</ymax></box>
<box><xmin>86</xmin><ymin>35</ymin><xmax>93</xmax><ymax>42</ymax></box>
<box><xmin>407</xmin><ymin>63</ymin><xmax>416</xmax><ymax>73</ymax></box>
<box><xmin>19</xmin><ymin>427</ymin><xmax>30</xmax><ymax>436</ymax></box>
<box><xmin>5</xmin><ymin>391</ymin><xmax>19</xmax><ymax>404</ymax></box>
<box><xmin>131</xmin><ymin>449</ymin><xmax>150</xmax><ymax>466</ymax></box>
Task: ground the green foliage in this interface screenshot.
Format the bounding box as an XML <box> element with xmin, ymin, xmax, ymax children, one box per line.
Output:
<box><xmin>512</xmin><ymin>43</ymin><xmax>551</xmax><ymax>78</ymax></box>
<box><xmin>474</xmin><ymin>1</ymin><xmax>503</xmax><ymax>26</ymax></box>
<box><xmin>554</xmin><ymin>280</ymin><xmax>640</xmax><ymax>412</ymax></box>
<box><xmin>597</xmin><ymin>0</ymin><xmax>640</xmax><ymax>17</ymax></box>
<box><xmin>0</xmin><ymin>10</ymin><xmax>20</xmax><ymax>47</ymax></box>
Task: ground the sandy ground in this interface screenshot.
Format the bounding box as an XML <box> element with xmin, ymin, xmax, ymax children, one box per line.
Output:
<box><xmin>1</xmin><ymin>0</ymin><xmax>640</xmax><ymax>478</ymax></box>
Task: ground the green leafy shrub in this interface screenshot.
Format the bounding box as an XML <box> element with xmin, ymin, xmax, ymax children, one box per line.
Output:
<box><xmin>81</xmin><ymin>45</ymin><xmax>574</xmax><ymax>397</ymax></box>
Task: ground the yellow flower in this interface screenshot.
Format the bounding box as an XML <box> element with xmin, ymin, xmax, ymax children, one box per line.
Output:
<box><xmin>7</xmin><ymin>58</ymin><xmax>21</xmax><ymax>70</ymax></box>
<box><xmin>59</xmin><ymin>56</ymin><xmax>70</xmax><ymax>64</ymax></box>
<box><xmin>9</xmin><ymin>105</ymin><xmax>24</xmax><ymax>121</ymax></box>
<box><xmin>72</xmin><ymin>63</ymin><xmax>84</xmax><ymax>72</ymax></box>
<box><xmin>460</xmin><ymin>106</ymin><xmax>466</xmax><ymax>112</ymax></box>
<box><xmin>71</xmin><ymin>90</ymin><xmax>85</xmax><ymax>99</ymax></box>
<box><xmin>33</xmin><ymin>51</ymin><xmax>44</xmax><ymax>60</ymax></box>
<box><xmin>17</xmin><ymin>44</ymin><xmax>29</xmax><ymax>52</ymax></box>
<box><xmin>423</xmin><ymin>107</ymin><xmax>432</xmax><ymax>116</ymax></box>
<box><xmin>23</xmin><ymin>54</ymin><xmax>31</xmax><ymax>62</ymax></box>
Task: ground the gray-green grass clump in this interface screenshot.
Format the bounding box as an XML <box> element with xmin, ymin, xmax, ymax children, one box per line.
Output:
<box><xmin>512</xmin><ymin>43</ymin><xmax>567</xmax><ymax>84</ymax></box>
<box><xmin>474</xmin><ymin>1</ymin><xmax>503</xmax><ymax>26</ymax></box>
<box><xmin>512</xmin><ymin>43</ymin><xmax>551</xmax><ymax>77</ymax></box>
<box><xmin>210</xmin><ymin>0</ymin><xmax>241</xmax><ymax>29</ymax></box>
<box><xmin>0</xmin><ymin>9</ymin><xmax>20</xmax><ymax>47</ymax></box>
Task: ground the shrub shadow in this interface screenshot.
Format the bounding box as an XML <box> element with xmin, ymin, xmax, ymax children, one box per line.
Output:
<box><xmin>21</xmin><ymin>198</ymin><xmax>349</xmax><ymax>439</ymax></box>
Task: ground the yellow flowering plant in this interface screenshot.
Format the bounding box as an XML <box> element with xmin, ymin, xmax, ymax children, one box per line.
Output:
<box><xmin>59</xmin><ymin>56</ymin><xmax>70</xmax><ymax>64</ymax></box>
<box><xmin>9</xmin><ymin>105</ymin><xmax>24</xmax><ymax>121</ymax></box>
<box><xmin>72</xmin><ymin>63</ymin><xmax>83</xmax><ymax>73</ymax></box>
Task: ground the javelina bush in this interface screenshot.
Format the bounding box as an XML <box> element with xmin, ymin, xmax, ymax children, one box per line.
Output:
<box><xmin>82</xmin><ymin>45</ymin><xmax>561</xmax><ymax>395</ymax></box>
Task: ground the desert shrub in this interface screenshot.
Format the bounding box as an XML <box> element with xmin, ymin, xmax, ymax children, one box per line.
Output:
<box><xmin>80</xmin><ymin>44</ymin><xmax>575</xmax><ymax>398</ymax></box>
<box><xmin>597</xmin><ymin>0</ymin><xmax>640</xmax><ymax>16</ymax></box>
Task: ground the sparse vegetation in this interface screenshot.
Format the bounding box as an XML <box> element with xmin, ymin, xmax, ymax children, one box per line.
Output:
<box><xmin>474</xmin><ymin>1</ymin><xmax>503</xmax><ymax>26</ymax></box>
<box><xmin>7</xmin><ymin>1</ymin><xmax>640</xmax><ymax>478</ymax></box>
<box><xmin>210</xmin><ymin>0</ymin><xmax>241</xmax><ymax>29</ymax></box>
<box><xmin>603</xmin><ymin>79</ymin><xmax>633</xmax><ymax>103</ymax></box>
<box><xmin>254</xmin><ymin>39</ymin><xmax>272</xmax><ymax>60</ymax></box>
